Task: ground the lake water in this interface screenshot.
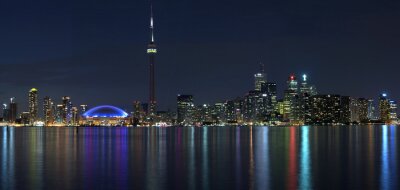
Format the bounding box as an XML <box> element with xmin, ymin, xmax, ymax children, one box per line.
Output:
<box><xmin>0</xmin><ymin>125</ymin><xmax>399</xmax><ymax>189</ymax></box>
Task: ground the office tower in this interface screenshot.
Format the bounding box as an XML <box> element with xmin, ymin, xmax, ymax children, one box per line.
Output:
<box><xmin>212</xmin><ymin>103</ymin><xmax>225</xmax><ymax>124</ymax></box>
<box><xmin>389</xmin><ymin>100</ymin><xmax>397</xmax><ymax>120</ymax></box>
<box><xmin>62</xmin><ymin>96</ymin><xmax>72</xmax><ymax>125</ymax></box>
<box><xmin>243</xmin><ymin>90</ymin><xmax>268</xmax><ymax>123</ymax></box>
<box><xmin>254</xmin><ymin>63</ymin><xmax>266</xmax><ymax>91</ymax></box>
<box><xmin>379</xmin><ymin>93</ymin><xmax>390</xmax><ymax>123</ymax></box>
<box><xmin>287</xmin><ymin>74</ymin><xmax>298</xmax><ymax>91</ymax></box>
<box><xmin>197</xmin><ymin>104</ymin><xmax>212</xmax><ymax>124</ymax></box>
<box><xmin>132</xmin><ymin>101</ymin><xmax>143</xmax><ymax>122</ymax></box>
<box><xmin>43</xmin><ymin>96</ymin><xmax>54</xmax><ymax>126</ymax></box>
<box><xmin>339</xmin><ymin>96</ymin><xmax>351</xmax><ymax>124</ymax></box>
<box><xmin>71</xmin><ymin>107</ymin><xmax>78</xmax><ymax>126</ymax></box>
<box><xmin>56</xmin><ymin>104</ymin><xmax>64</xmax><ymax>124</ymax></box>
<box><xmin>2</xmin><ymin>104</ymin><xmax>9</xmax><ymax>122</ymax></box>
<box><xmin>367</xmin><ymin>99</ymin><xmax>376</xmax><ymax>120</ymax></box>
<box><xmin>299</xmin><ymin>74</ymin><xmax>317</xmax><ymax>95</ymax></box>
<box><xmin>299</xmin><ymin>74</ymin><xmax>318</xmax><ymax>124</ymax></box>
<box><xmin>358</xmin><ymin>98</ymin><xmax>369</xmax><ymax>122</ymax></box>
<box><xmin>309</xmin><ymin>94</ymin><xmax>341</xmax><ymax>124</ymax></box>
<box><xmin>225</xmin><ymin>100</ymin><xmax>236</xmax><ymax>123</ymax></box>
<box><xmin>277</xmin><ymin>99</ymin><xmax>284</xmax><ymax>115</ymax></box>
<box><xmin>141</xmin><ymin>103</ymin><xmax>149</xmax><ymax>114</ymax></box>
<box><xmin>225</xmin><ymin>97</ymin><xmax>244</xmax><ymax>124</ymax></box>
<box><xmin>28</xmin><ymin>88</ymin><xmax>38</xmax><ymax>124</ymax></box>
<box><xmin>147</xmin><ymin>3</ymin><xmax>157</xmax><ymax>116</ymax></box>
<box><xmin>262</xmin><ymin>82</ymin><xmax>277</xmax><ymax>115</ymax></box>
<box><xmin>177</xmin><ymin>95</ymin><xmax>194</xmax><ymax>125</ymax></box>
<box><xmin>9</xmin><ymin>97</ymin><xmax>17</xmax><ymax>123</ymax></box>
<box><xmin>80</xmin><ymin>105</ymin><xmax>88</xmax><ymax>114</ymax></box>
<box><xmin>302</xmin><ymin>92</ymin><xmax>312</xmax><ymax>124</ymax></box>
<box><xmin>349</xmin><ymin>97</ymin><xmax>369</xmax><ymax>123</ymax></box>
<box><xmin>349</xmin><ymin>98</ymin><xmax>359</xmax><ymax>122</ymax></box>
<box><xmin>283</xmin><ymin>74</ymin><xmax>301</xmax><ymax>122</ymax></box>
<box><xmin>20</xmin><ymin>112</ymin><xmax>30</xmax><ymax>125</ymax></box>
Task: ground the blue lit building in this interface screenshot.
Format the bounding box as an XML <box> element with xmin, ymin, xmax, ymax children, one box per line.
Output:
<box><xmin>81</xmin><ymin>105</ymin><xmax>129</xmax><ymax>126</ymax></box>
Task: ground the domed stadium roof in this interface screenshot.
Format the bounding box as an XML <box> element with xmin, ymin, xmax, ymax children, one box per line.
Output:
<box><xmin>83</xmin><ymin>105</ymin><xmax>128</xmax><ymax>118</ymax></box>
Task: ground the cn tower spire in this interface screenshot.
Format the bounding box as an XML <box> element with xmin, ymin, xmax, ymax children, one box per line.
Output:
<box><xmin>150</xmin><ymin>2</ymin><xmax>155</xmax><ymax>43</ymax></box>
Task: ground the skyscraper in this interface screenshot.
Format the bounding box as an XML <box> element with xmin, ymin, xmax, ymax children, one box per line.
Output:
<box><xmin>2</xmin><ymin>103</ymin><xmax>10</xmax><ymax>122</ymax></box>
<box><xmin>367</xmin><ymin>99</ymin><xmax>376</xmax><ymax>120</ymax></box>
<box><xmin>43</xmin><ymin>96</ymin><xmax>54</xmax><ymax>126</ymax></box>
<box><xmin>261</xmin><ymin>82</ymin><xmax>277</xmax><ymax>116</ymax></box>
<box><xmin>80</xmin><ymin>105</ymin><xmax>88</xmax><ymax>114</ymax></box>
<box><xmin>309</xmin><ymin>94</ymin><xmax>341</xmax><ymax>124</ymax></box>
<box><xmin>147</xmin><ymin>3</ymin><xmax>157</xmax><ymax>117</ymax></box>
<box><xmin>283</xmin><ymin>74</ymin><xmax>301</xmax><ymax>122</ymax></box>
<box><xmin>389</xmin><ymin>100</ymin><xmax>397</xmax><ymax>121</ymax></box>
<box><xmin>71</xmin><ymin>107</ymin><xmax>78</xmax><ymax>126</ymax></box>
<box><xmin>177</xmin><ymin>95</ymin><xmax>194</xmax><ymax>125</ymax></box>
<box><xmin>379</xmin><ymin>93</ymin><xmax>390</xmax><ymax>123</ymax></box>
<box><xmin>62</xmin><ymin>96</ymin><xmax>72</xmax><ymax>125</ymax></box>
<box><xmin>339</xmin><ymin>96</ymin><xmax>351</xmax><ymax>124</ymax></box>
<box><xmin>299</xmin><ymin>74</ymin><xmax>318</xmax><ymax>96</ymax></box>
<box><xmin>28</xmin><ymin>88</ymin><xmax>38</xmax><ymax>124</ymax></box>
<box><xmin>254</xmin><ymin>63</ymin><xmax>266</xmax><ymax>91</ymax></box>
<box><xmin>9</xmin><ymin>97</ymin><xmax>17</xmax><ymax>123</ymax></box>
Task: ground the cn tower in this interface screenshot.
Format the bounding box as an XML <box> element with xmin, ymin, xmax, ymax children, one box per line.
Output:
<box><xmin>147</xmin><ymin>2</ymin><xmax>157</xmax><ymax>117</ymax></box>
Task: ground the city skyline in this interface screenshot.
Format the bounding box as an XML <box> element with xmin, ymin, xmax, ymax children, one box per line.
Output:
<box><xmin>0</xmin><ymin>69</ymin><xmax>396</xmax><ymax>126</ymax></box>
<box><xmin>1</xmin><ymin>0</ymin><xmax>400</xmax><ymax>111</ymax></box>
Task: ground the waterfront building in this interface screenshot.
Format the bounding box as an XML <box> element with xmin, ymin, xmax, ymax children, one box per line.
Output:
<box><xmin>225</xmin><ymin>100</ymin><xmax>235</xmax><ymax>123</ymax></box>
<box><xmin>389</xmin><ymin>100</ymin><xmax>397</xmax><ymax>121</ymax></box>
<box><xmin>80</xmin><ymin>105</ymin><xmax>88</xmax><ymax>114</ymax></box>
<box><xmin>262</xmin><ymin>82</ymin><xmax>277</xmax><ymax>116</ymax></box>
<box><xmin>71</xmin><ymin>107</ymin><xmax>78</xmax><ymax>126</ymax></box>
<box><xmin>339</xmin><ymin>96</ymin><xmax>351</xmax><ymax>124</ymax></box>
<box><xmin>358</xmin><ymin>98</ymin><xmax>369</xmax><ymax>122</ymax></box>
<box><xmin>225</xmin><ymin>99</ymin><xmax>243</xmax><ymax>124</ymax></box>
<box><xmin>28</xmin><ymin>88</ymin><xmax>38</xmax><ymax>124</ymax></box>
<box><xmin>2</xmin><ymin>104</ymin><xmax>10</xmax><ymax>122</ymax></box>
<box><xmin>379</xmin><ymin>93</ymin><xmax>391</xmax><ymax>123</ymax></box>
<box><xmin>310</xmin><ymin>94</ymin><xmax>341</xmax><ymax>124</ymax></box>
<box><xmin>350</xmin><ymin>98</ymin><xmax>369</xmax><ymax>123</ymax></box>
<box><xmin>367</xmin><ymin>99</ymin><xmax>376</xmax><ymax>120</ymax></box>
<box><xmin>177</xmin><ymin>94</ymin><xmax>195</xmax><ymax>125</ymax></box>
<box><xmin>211</xmin><ymin>103</ymin><xmax>225</xmax><ymax>125</ymax></box>
<box><xmin>243</xmin><ymin>90</ymin><xmax>268</xmax><ymax>123</ymax></box>
<box><xmin>132</xmin><ymin>101</ymin><xmax>145</xmax><ymax>125</ymax></box>
<box><xmin>62</xmin><ymin>96</ymin><xmax>72</xmax><ymax>125</ymax></box>
<box><xmin>55</xmin><ymin>104</ymin><xmax>64</xmax><ymax>124</ymax></box>
<box><xmin>43</xmin><ymin>96</ymin><xmax>54</xmax><ymax>126</ymax></box>
<box><xmin>20</xmin><ymin>112</ymin><xmax>30</xmax><ymax>125</ymax></box>
<box><xmin>81</xmin><ymin>105</ymin><xmax>129</xmax><ymax>126</ymax></box>
<box><xmin>9</xmin><ymin>97</ymin><xmax>17</xmax><ymax>123</ymax></box>
<box><xmin>283</xmin><ymin>74</ymin><xmax>302</xmax><ymax>123</ymax></box>
<box><xmin>197</xmin><ymin>104</ymin><xmax>213</xmax><ymax>124</ymax></box>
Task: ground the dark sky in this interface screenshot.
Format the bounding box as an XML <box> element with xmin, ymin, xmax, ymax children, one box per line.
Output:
<box><xmin>1</xmin><ymin>0</ymin><xmax>400</xmax><ymax>112</ymax></box>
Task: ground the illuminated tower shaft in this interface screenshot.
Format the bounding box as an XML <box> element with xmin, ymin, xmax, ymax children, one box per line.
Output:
<box><xmin>147</xmin><ymin>4</ymin><xmax>157</xmax><ymax>116</ymax></box>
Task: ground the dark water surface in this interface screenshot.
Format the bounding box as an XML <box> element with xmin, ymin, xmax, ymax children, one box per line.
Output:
<box><xmin>1</xmin><ymin>126</ymin><xmax>399</xmax><ymax>190</ymax></box>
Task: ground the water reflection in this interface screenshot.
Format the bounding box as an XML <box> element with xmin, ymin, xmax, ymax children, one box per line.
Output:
<box><xmin>287</xmin><ymin>127</ymin><xmax>297</xmax><ymax>190</ymax></box>
<box><xmin>299</xmin><ymin>126</ymin><xmax>311</xmax><ymax>190</ymax></box>
<box><xmin>254</xmin><ymin>127</ymin><xmax>269</xmax><ymax>190</ymax></box>
<box><xmin>1</xmin><ymin>127</ymin><xmax>14</xmax><ymax>189</ymax></box>
<box><xmin>0</xmin><ymin>126</ymin><xmax>399</xmax><ymax>189</ymax></box>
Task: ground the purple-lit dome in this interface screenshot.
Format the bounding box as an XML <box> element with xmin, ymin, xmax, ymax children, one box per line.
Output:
<box><xmin>83</xmin><ymin>105</ymin><xmax>128</xmax><ymax>118</ymax></box>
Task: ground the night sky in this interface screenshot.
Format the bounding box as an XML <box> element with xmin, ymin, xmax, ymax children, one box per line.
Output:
<box><xmin>1</xmin><ymin>0</ymin><xmax>400</xmax><ymax>112</ymax></box>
